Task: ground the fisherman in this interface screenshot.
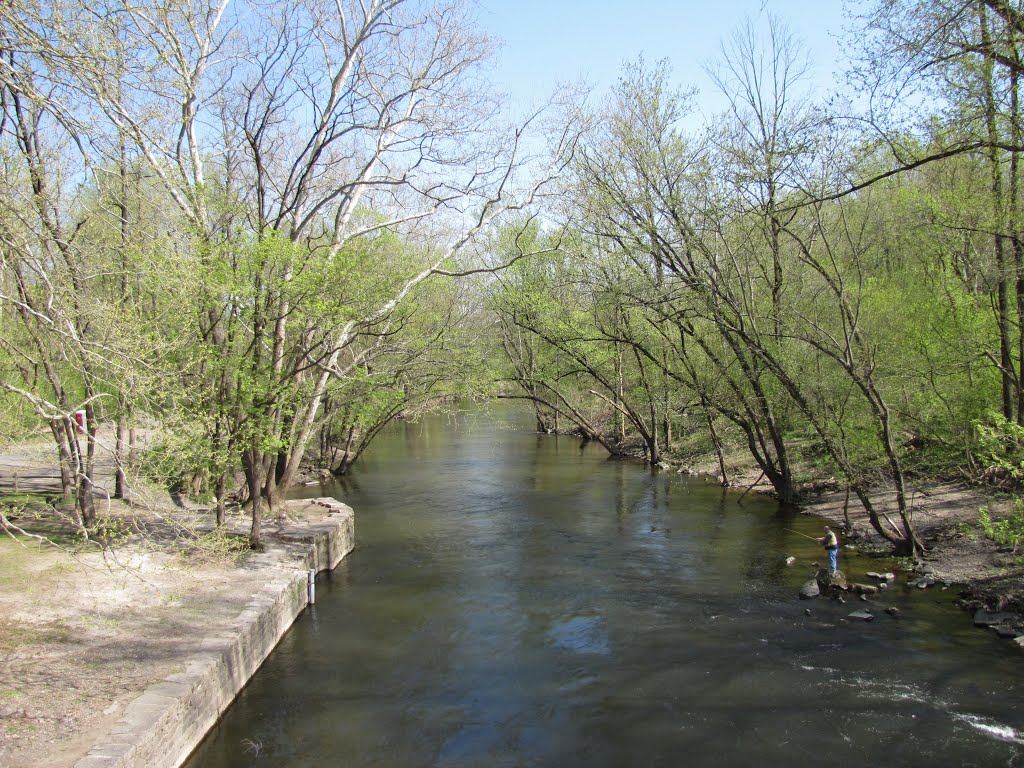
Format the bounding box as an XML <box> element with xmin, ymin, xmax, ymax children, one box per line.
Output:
<box><xmin>818</xmin><ymin>525</ymin><xmax>839</xmax><ymax>574</ymax></box>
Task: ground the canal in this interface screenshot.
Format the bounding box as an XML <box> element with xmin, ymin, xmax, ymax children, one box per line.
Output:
<box><xmin>186</xmin><ymin>408</ymin><xmax>1024</xmax><ymax>767</ymax></box>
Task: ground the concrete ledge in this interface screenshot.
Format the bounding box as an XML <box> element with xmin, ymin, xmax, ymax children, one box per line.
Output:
<box><xmin>75</xmin><ymin>499</ymin><xmax>355</xmax><ymax>768</ymax></box>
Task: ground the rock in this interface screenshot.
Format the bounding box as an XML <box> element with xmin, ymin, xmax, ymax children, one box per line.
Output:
<box><xmin>1014</xmin><ymin>636</ymin><xmax>1024</xmax><ymax>651</ymax></box>
<box><xmin>911</xmin><ymin>577</ymin><xmax>936</xmax><ymax>589</ymax></box>
<box><xmin>867</xmin><ymin>571</ymin><xmax>896</xmax><ymax>581</ymax></box>
<box><xmin>804</xmin><ymin>608</ymin><xmax>812</xmax><ymax>616</ymax></box>
<box><xmin>885</xmin><ymin>607</ymin><xmax>900</xmax><ymax>617</ymax></box>
<box><xmin>848</xmin><ymin>610</ymin><xmax>874</xmax><ymax>622</ymax></box>
<box><xmin>852</xmin><ymin>583</ymin><xmax>879</xmax><ymax>595</ymax></box>
<box><xmin>799</xmin><ymin>580</ymin><xmax>820</xmax><ymax>600</ymax></box>
<box><xmin>878</xmin><ymin>582</ymin><xmax>889</xmax><ymax>591</ymax></box>
<box><xmin>859</xmin><ymin>594</ymin><xmax>869</xmax><ymax>602</ymax></box>
<box><xmin>785</xmin><ymin>556</ymin><xmax>796</xmax><ymax>566</ymax></box>
<box><xmin>974</xmin><ymin>610</ymin><xmax>1017</xmax><ymax>627</ymax></box>
<box><xmin>835</xmin><ymin>595</ymin><xmax>846</xmax><ymax>604</ymax></box>
<box><xmin>993</xmin><ymin>625</ymin><xmax>1020</xmax><ymax>638</ymax></box>
<box><xmin>816</xmin><ymin>569</ymin><xmax>848</xmax><ymax>591</ymax></box>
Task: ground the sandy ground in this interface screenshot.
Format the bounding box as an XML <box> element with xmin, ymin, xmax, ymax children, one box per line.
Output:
<box><xmin>0</xmin><ymin>482</ymin><xmax>335</xmax><ymax>768</ymax></box>
<box><xmin>0</xmin><ymin>525</ymin><xmax>242</xmax><ymax>767</ymax></box>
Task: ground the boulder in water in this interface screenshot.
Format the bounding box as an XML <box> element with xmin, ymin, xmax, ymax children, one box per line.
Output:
<box><xmin>816</xmin><ymin>569</ymin><xmax>847</xmax><ymax>591</ymax></box>
<box><xmin>847</xmin><ymin>610</ymin><xmax>874</xmax><ymax>622</ymax></box>
<box><xmin>973</xmin><ymin>610</ymin><xmax>1016</xmax><ymax>627</ymax></box>
<box><xmin>799</xmin><ymin>580</ymin><xmax>820</xmax><ymax>600</ymax></box>
<box><xmin>852</xmin><ymin>583</ymin><xmax>879</xmax><ymax>595</ymax></box>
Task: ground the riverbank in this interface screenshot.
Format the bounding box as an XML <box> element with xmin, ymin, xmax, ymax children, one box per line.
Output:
<box><xmin>3</xmin><ymin>428</ymin><xmax>1023</xmax><ymax>766</ymax></box>
<box><xmin>681</xmin><ymin>451</ymin><xmax>1024</xmax><ymax>638</ymax></box>
<box><xmin>0</xmin><ymin>497</ymin><xmax>354</xmax><ymax>768</ymax></box>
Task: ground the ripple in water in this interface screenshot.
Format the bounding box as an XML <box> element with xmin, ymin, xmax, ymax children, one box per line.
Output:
<box><xmin>546</xmin><ymin>615</ymin><xmax>610</xmax><ymax>655</ymax></box>
<box><xmin>954</xmin><ymin>714</ymin><xmax>1024</xmax><ymax>745</ymax></box>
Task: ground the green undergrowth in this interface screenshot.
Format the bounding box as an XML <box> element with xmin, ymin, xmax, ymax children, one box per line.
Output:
<box><xmin>975</xmin><ymin>499</ymin><xmax>1024</xmax><ymax>549</ymax></box>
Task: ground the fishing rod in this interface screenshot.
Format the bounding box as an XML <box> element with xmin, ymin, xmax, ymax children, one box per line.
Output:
<box><xmin>785</xmin><ymin>528</ymin><xmax>820</xmax><ymax>541</ymax></box>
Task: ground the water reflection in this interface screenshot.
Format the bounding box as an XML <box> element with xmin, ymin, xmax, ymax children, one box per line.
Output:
<box><xmin>546</xmin><ymin>615</ymin><xmax>610</xmax><ymax>655</ymax></box>
<box><xmin>186</xmin><ymin>408</ymin><xmax>1024</xmax><ymax>768</ymax></box>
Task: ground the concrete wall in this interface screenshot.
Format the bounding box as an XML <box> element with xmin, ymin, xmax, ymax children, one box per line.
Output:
<box><xmin>74</xmin><ymin>499</ymin><xmax>354</xmax><ymax>768</ymax></box>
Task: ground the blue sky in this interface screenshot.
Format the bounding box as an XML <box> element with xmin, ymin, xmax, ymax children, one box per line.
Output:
<box><xmin>476</xmin><ymin>0</ymin><xmax>850</xmax><ymax>114</ymax></box>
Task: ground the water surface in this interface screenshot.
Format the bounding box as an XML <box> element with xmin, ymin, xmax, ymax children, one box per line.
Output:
<box><xmin>186</xmin><ymin>409</ymin><xmax>1024</xmax><ymax>767</ymax></box>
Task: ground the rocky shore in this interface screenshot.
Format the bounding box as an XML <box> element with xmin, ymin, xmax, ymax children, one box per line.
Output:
<box><xmin>609</xmin><ymin>441</ymin><xmax>1024</xmax><ymax>645</ymax></box>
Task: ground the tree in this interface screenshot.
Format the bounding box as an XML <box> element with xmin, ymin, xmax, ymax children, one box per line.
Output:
<box><xmin>848</xmin><ymin>0</ymin><xmax>1024</xmax><ymax>424</ymax></box>
<box><xmin>1</xmin><ymin>0</ymin><xmax>580</xmax><ymax>546</ymax></box>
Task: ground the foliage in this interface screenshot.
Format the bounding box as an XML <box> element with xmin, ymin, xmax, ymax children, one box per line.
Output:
<box><xmin>974</xmin><ymin>414</ymin><xmax>1024</xmax><ymax>484</ymax></box>
<box><xmin>977</xmin><ymin>501</ymin><xmax>1024</xmax><ymax>548</ymax></box>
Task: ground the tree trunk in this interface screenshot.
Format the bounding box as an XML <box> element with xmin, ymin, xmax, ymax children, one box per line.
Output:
<box><xmin>242</xmin><ymin>449</ymin><xmax>264</xmax><ymax>548</ymax></box>
<box><xmin>215</xmin><ymin>472</ymin><xmax>226</xmax><ymax>528</ymax></box>
<box><xmin>115</xmin><ymin>404</ymin><xmax>128</xmax><ymax>499</ymax></box>
<box><xmin>981</xmin><ymin>3</ymin><xmax>1016</xmax><ymax>420</ymax></box>
<box><xmin>49</xmin><ymin>421</ymin><xmax>74</xmax><ymax>499</ymax></box>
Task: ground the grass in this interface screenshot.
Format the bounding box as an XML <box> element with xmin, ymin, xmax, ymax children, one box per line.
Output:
<box><xmin>175</xmin><ymin>529</ymin><xmax>250</xmax><ymax>566</ymax></box>
<box><xmin>0</xmin><ymin>618</ymin><xmax>71</xmax><ymax>653</ymax></box>
<box><xmin>0</xmin><ymin>491</ymin><xmax>56</xmax><ymax>508</ymax></box>
<box><xmin>0</xmin><ymin>500</ymin><xmax>87</xmax><ymax>548</ymax></box>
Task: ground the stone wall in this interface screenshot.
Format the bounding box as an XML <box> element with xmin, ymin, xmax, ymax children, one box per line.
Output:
<box><xmin>74</xmin><ymin>499</ymin><xmax>354</xmax><ymax>768</ymax></box>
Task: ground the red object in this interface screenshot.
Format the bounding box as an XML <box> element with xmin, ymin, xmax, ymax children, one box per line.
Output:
<box><xmin>73</xmin><ymin>409</ymin><xmax>87</xmax><ymax>434</ymax></box>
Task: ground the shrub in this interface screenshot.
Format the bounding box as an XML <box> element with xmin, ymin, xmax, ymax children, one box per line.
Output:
<box><xmin>977</xmin><ymin>500</ymin><xmax>1024</xmax><ymax>548</ymax></box>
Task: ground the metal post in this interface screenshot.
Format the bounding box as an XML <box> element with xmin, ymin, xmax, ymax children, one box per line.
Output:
<box><xmin>308</xmin><ymin>569</ymin><xmax>316</xmax><ymax>605</ymax></box>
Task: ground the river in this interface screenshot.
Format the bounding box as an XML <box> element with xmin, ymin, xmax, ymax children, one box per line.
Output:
<box><xmin>185</xmin><ymin>408</ymin><xmax>1024</xmax><ymax>767</ymax></box>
